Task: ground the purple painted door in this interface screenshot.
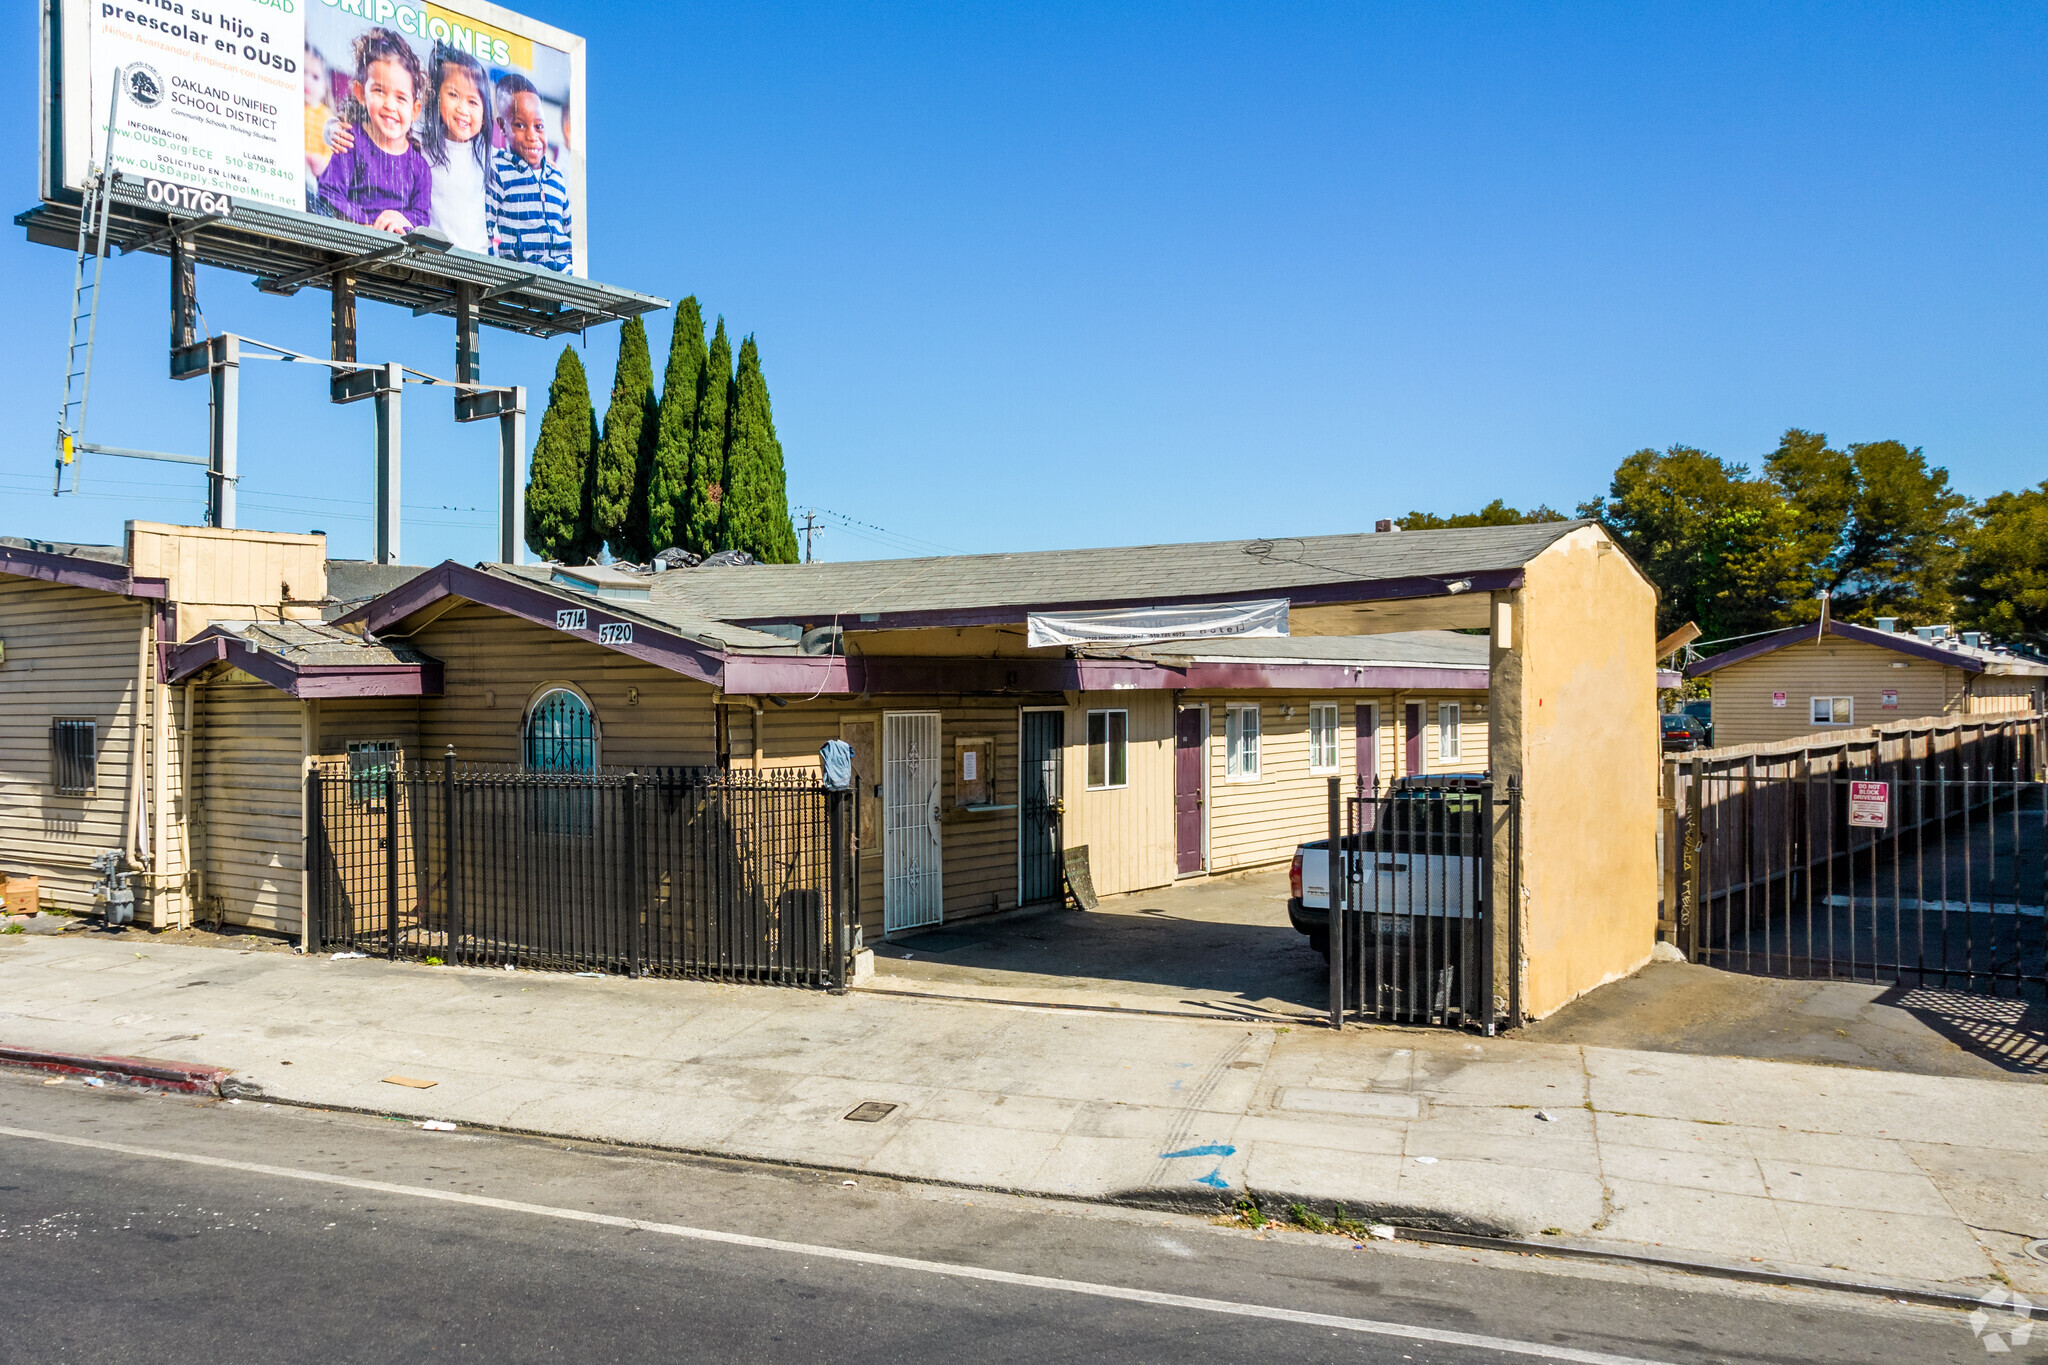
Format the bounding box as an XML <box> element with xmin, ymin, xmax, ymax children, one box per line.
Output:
<box><xmin>1354</xmin><ymin>704</ymin><xmax>1377</xmax><ymax>794</ymax></box>
<box><xmin>1174</xmin><ymin>707</ymin><xmax>1206</xmax><ymax>875</ymax></box>
<box><xmin>1404</xmin><ymin>702</ymin><xmax>1424</xmax><ymax>776</ymax></box>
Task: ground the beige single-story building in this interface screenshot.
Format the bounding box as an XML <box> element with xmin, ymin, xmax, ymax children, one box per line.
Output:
<box><xmin>1687</xmin><ymin>620</ymin><xmax>2047</xmax><ymax>749</ymax></box>
<box><xmin>7</xmin><ymin>518</ymin><xmax>1661</xmax><ymax>1021</ymax></box>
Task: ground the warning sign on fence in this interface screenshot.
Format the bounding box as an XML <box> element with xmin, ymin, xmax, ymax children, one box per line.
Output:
<box><xmin>1848</xmin><ymin>780</ymin><xmax>1890</xmax><ymax>829</ymax></box>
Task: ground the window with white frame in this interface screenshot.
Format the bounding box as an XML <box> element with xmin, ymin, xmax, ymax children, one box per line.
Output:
<box><xmin>1308</xmin><ymin>703</ymin><xmax>1340</xmax><ymax>772</ymax></box>
<box><xmin>1811</xmin><ymin>696</ymin><xmax>1853</xmax><ymax>726</ymax></box>
<box><xmin>1225</xmin><ymin>704</ymin><xmax>1262</xmax><ymax>781</ymax></box>
<box><xmin>1437</xmin><ymin>703</ymin><xmax>1461</xmax><ymax>761</ymax></box>
<box><xmin>1086</xmin><ymin>709</ymin><xmax>1128</xmax><ymax>789</ymax></box>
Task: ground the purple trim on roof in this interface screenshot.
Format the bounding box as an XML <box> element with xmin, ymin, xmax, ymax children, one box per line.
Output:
<box><xmin>162</xmin><ymin>632</ymin><xmax>443</xmax><ymax>697</ymax></box>
<box><xmin>729</xmin><ymin>568</ymin><xmax>1528</xmax><ymax>632</ymax></box>
<box><xmin>346</xmin><ymin>561</ymin><xmax>727</xmax><ymax>685</ymax></box>
<box><xmin>1183</xmin><ymin>663</ymin><xmax>1487</xmax><ymax>691</ymax></box>
<box><xmin>0</xmin><ymin>542</ymin><xmax>167</xmax><ymax>599</ymax></box>
<box><xmin>1686</xmin><ymin>621</ymin><xmax>1985</xmax><ymax>678</ymax></box>
<box><xmin>718</xmin><ymin>654</ymin><xmax>1488</xmax><ymax>697</ymax></box>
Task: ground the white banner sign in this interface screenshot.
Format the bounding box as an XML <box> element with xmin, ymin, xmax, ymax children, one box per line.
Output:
<box><xmin>1026</xmin><ymin>598</ymin><xmax>1289</xmax><ymax>649</ymax></box>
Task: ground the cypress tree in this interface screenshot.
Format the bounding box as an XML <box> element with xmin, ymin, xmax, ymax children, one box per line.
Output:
<box><xmin>719</xmin><ymin>335</ymin><xmax>800</xmax><ymax>564</ymax></box>
<box><xmin>592</xmin><ymin>316</ymin><xmax>659</xmax><ymax>562</ymax></box>
<box><xmin>681</xmin><ymin>318</ymin><xmax>733</xmax><ymax>557</ymax></box>
<box><xmin>523</xmin><ymin>345</ymin><xmax>598</xmax><ymax>563</ymax></box>
<box><xmin>645</xmin><ymin>297</ymin><xmax>706</xmax><ymax>556</ymax></box>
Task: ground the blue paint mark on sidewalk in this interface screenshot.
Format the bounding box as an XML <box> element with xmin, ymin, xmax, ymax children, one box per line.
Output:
<box><xmin>1192</xmin><ymin>1168</ymin><xmax>1231</xmax><ymax>1189</ymax></box>
<box><xmin>1158</xmin><ymin>1143</ymin><xmax>1237</xmax><ymax>1160</ymax></box>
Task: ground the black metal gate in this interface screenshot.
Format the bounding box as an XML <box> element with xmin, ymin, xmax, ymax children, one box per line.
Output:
<box><xmin>1685</xmin><ymin>764</ymin><xmax>2045</xmax><ymax>999</ymax></box>
<box><xmin>1324</xmin><ymin>777</ymin><xmax>1516</xmax><ymax>1032</ymax></box>
<box><xmin>1019</xmin><ymin>710</ymin><xmax>1065</xmax><ymax>905</ymax></box>
<box><xmin>308</xmin><ymin>756</ymin><xmax>853</xmax><ymax>987</ymax></box>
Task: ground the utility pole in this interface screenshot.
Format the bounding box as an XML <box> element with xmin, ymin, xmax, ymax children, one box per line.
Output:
<box><xmin>799</xmin><ymin>508</ymin><xmax>822</xmax><ymax>563</ymax></box>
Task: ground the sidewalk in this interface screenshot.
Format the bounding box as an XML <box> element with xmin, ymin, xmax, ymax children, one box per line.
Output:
<box><xmin>3</xmin><ymin>932</ymin><xmax>2045</xmax><ymax>1299</ymax></box>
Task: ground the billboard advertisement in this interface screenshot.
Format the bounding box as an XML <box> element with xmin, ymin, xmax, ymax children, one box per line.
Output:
<box><xmin>50</xmin><ymin>0</ymin><xmax>587</xmax><ymax>276</ymax></box>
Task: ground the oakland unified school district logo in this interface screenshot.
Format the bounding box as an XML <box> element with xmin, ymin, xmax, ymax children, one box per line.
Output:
<box><xmin>123</xmin><ymin>63</ymin><xmax>164</xmax><ymax>109</ymax></box>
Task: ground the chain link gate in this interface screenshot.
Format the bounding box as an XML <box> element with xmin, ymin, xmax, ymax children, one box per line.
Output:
<box><xmin>1322</xmin><ymin>776</ymin><xmax>1518</xmax><ymax>1032</ymax></box>
<box><xmin>308</xmin><ymin>755</ymin><xmax>854</xmax><ymax>987</ymax></box>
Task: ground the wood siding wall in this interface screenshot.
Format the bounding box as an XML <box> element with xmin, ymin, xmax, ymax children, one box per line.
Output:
<box><xmin>407</xmin><ymin>604</ymin><xmax>718</xmax><ymax>767</ymax></box>
<box><xmin>0</xmin><ymin>577</ymin><xmax>150</xmax><ymax>912</ymax></box>
<box><xmin>1711</xmin><ymin>637</ymin><xmax>1968</xmax><ymax>748</ymax></box>
<box><xmin>1188</xmin><ymin>689</ymin><xmax>1490</xmax><ymax>876</ymax></box>
<box><xmin>1063</xmin><ymin>690</ymin><xmax>1177</xmax><ymax>897</ymax></box>
<box><xmin>1967</xmin><ymin>673</ymin><xmax>2047</xmax><ymax>716</ymax></box>
<box><xmin>192</xmin><ymin>681</ymin><xmax>305</xmax><ymax>934</ymax></box>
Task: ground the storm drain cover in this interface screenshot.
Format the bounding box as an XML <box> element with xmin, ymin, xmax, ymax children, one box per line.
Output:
<box><xmin>844</xmin><ymin>1102</ymin><xmax>899</xmax><ymax>1123</ymax></box>
<box><xmin>2024</xmin><ymin>1238</ymin><xmax>2048</xmax><ymax>1266</ymax></box>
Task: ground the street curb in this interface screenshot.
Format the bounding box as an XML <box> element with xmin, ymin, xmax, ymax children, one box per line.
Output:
<box><xmin>215</xmin><ymin>1082</ymin><xmax>1993</xmax><ymax>1314</ymax></box>
<box><xmin>0</xmin><ymin>1043</ymin><xmax>231</xmax><ymax>1095</ymax></box>
<box><xmin>1384</xmin><ymin>1226</ymin><xmax>1992</xmax><ymax>1313</ymax></box>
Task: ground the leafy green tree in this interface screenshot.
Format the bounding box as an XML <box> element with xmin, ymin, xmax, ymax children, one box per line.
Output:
<box><xmin>523</xmin><ymin>345</ymin><xmax>599</xmax><ymax>563</ymax></box>
<box><xmin>1764</xmin><ymin>429</ymin><xmax>1970</xmax><ymax>625</ymax></box>
<box><xmin>1580</xmin><ymin>446</ymin><xmax>1799</xmax><ymax>640</ymax></box>
<box><xmin>592</xmin><ymin>317</ymin><xmax>659</xmax><ymax>562</ymax></box>
<box><xmin>682</xmin><ymin>319</ymin><xmax>733</xmax><ymax>556</ymax></box>
<box><xmin>718</xmin><ymin>335</ymin><xmax>801</xmax><ymax>564</ymax></box>
<box><xmin>646</xmin><ymin>297</ymin><xmax>706</xmax><ymax>555</ymax></box>
<box><xmin>1396</xmin><ymin>499</ymin><xmax>1569</xmax><ymax>530</ymax></box>
<box><xmin>1956</xmin><ymin>481</ymin><xmax>2048</xmax><ymax>650</ymax></box>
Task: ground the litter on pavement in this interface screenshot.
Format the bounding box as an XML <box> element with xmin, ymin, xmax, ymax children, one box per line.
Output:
<box><xmin>1412</xmin><ymin>1156</ymin><xmax>1437</xmax><ymax>1164</ymax></box>
<box><xmin>82</xmin><ymin>1077</ymin><xmax>105</xmax><ymax>1087</ymax></box>
<box><xmin>330</xmin><ymin>951</ymin><xmax>367</xmax><ymax>960</ymax></box>
<box><xmin>1367</xmin><ymin>1224</ymin><xmax>1398</xmax><ymax>1240</ymax></box>
<box><xmin>382</xmin><ymin>1075</ymin><xmax>438</xmax><ymax>1089</ymax></box>
<box><xmin>413</xmin><ymin>1120</ymin><xmax>458</xmax><ymax>1131</ymax></box>
<box><xmin>1535</xmin><ymin>1111</ymin><xmax>1555</xmax><ymax>1122</ymax></box>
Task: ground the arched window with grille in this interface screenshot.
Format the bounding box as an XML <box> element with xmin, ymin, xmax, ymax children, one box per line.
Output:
<box><xmin>525</xmin><ymin>688</ymin><xmax>597</xmax><ymax>773</ymax></box>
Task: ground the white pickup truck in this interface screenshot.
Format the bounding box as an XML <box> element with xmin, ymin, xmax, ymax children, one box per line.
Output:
<box><xmin>1285</xmin><ymin>783</ymin><xmax>1486</xmax><ymax>960</ymax></box>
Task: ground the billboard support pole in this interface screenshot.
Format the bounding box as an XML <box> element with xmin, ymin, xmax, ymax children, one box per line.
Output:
<box><xmin>374</xmin><ymin>362</ymin><xmax>403</xmax><ymax>565</ymax></box>
<box><xmin>169</xmin><ymin>236</ymin><xmax>196</xmax><ymax>354</ymax></box>
<box><xmin>454</xmin><ymin>282</ymin><xmax>481</xmax><ymax>386</ymax></box>
<box><xmin>207</xmin><ymin>335</ymin><xmax>239</xmax><ymax>529</ymax></box>
<box><xmin>329</xmin><ymin>270</ymin><xmax>358</xmax><ymax>402</ymax></box>
<box><xmin>500</xmin><ymin>389</ymin><xmax>526</xmax><ymax>564</ymax></box>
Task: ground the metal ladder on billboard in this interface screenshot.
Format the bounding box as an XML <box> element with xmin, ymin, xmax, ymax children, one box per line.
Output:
<box><xmin>52</xmin><ymin>64</ymin><xmax>207</xmax><ymax>496</ymax></box>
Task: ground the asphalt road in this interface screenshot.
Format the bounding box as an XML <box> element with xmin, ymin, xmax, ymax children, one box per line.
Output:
<box><xmin>0</xmin><ymin>1070</ymin><xmax>2010</xmax><ymax>1364</ymax></box>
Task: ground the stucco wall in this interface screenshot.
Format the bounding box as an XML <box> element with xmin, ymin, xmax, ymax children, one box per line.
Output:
<box><xmin>1492</xmin><ymin>525</ymin><xmax>1659</xmax><ymax>1019</ymax></box>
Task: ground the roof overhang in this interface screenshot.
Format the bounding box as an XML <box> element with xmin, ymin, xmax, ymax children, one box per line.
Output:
<box><xmin>1686</xmin><ymin>621</ymin><xmax>1987</xmax><ymax>678</ymax></box>
<box><xmin>163</xmin><ymin>633</ymin><xmax>443</xmax><ymax>698</ymax></box>
<box><xmin>724</xmin><ymin>568</ymin><xmax>1527</xmax><ymax>633</ymax></box>
<box><xmin>345</xmin><ymin>562</ymin><xmax>728</xmax><ymax>685</ymax></box>
<box><xmin>720</xmin><ymin>654</ymin><xmax>1488</xmax><ymax>696</ymax></box>
<box><xmin>0</xmin><ymin>542</ymin><xmax>166</xmax><ymax>599</ymax></box>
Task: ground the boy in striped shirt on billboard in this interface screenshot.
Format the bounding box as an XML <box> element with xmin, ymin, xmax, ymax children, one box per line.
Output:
<box><xmin>486</xmin><ymin>74</ymin><xmax>574</xmax><ymax>272</ymax></box>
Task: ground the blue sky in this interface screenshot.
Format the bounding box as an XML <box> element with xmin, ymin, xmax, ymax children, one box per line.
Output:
<box><xmin>4</xmin><ymin>2</ymin><xmax>2043</xmax><ymax>564</ymax></box>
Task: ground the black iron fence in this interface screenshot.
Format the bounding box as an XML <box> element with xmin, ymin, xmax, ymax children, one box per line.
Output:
<box><xmin>1685</xmin><ymin>765</ymin><xmax>2045</xmax><ymax>999</ymax></box>
<box><xmin>1324</xmin><ymin>777</ymin><xmax>1518</xmax><ymax>1032</ymax></box>
<box><xmin>308</xmin><ymin>755</ymin><xmax>853</xmax><ymax>987</ymax></box>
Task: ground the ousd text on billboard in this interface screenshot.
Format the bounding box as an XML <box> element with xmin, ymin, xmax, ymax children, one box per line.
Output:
<box><xmin>51</xmin><ymin>0</ymin><xmax>588</xmax><ymax>276</ymax></box>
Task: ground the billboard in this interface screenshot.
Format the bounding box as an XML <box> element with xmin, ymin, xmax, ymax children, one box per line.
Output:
<box><xmin>49</xmin><ymin>0</ymin><xmax>587</xmax><ymax>276</ymax></box>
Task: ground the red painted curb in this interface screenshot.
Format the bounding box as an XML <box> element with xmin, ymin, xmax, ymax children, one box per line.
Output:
<box><xmin>0</xmin><ymin>1044</ymin><xmax>230</xmax><ymax>1095</ymax></box>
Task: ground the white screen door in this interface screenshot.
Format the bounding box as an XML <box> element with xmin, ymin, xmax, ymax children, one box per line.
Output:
<box><xmin>883</xmin><ymin>712</ymin><xmax>944</xmax><ymax>933</ymax></box>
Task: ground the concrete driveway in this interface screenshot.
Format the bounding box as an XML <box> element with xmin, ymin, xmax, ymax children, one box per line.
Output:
<box><xmin>860</xmin><ymin>870</ymin><xmax>1329</xmax><ymax>1022</ymax></box>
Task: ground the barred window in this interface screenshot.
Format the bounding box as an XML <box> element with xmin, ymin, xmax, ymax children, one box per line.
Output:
<box><xmin>347</xmin><ymin>741</ymin><xmax>401</xmax><ymax>803</ymax></box>
<box><xmin>51</xmin><ymin>719</ymin><xmax>96</xmax><ymax>794</ymax></box>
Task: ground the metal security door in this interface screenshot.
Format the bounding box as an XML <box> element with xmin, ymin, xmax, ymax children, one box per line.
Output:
<box><xmin>884</xmin><ymin>712</ymin><xmax>944</xmax><ymax>934</ymax></box>
<box><xmin>1174</xmin><ymin>706</ymin><xmax>1206</xmax><ymax>875</ymax></box>
<box><xmin>1019</xmin><ymin>710</ymin><xmax>1065</xmax><ymax>904</ymax></box>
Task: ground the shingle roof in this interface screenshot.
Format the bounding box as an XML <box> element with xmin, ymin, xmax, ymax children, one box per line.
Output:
<box><xmin>207</xmin><ymin>618</ymin><xmax>435</xmax><ymax>668</ymax></box>
<box><xmin>512</xmin><ymin>522</ymin><xmax>1590</xmax><ymax>627</ymax></box>
<box><xmin>0</xmin><ymin>536</ymin><xmax>127</xmax><ymax>566</ymax></box>
<box><xmin>323</xmin><ymin>561</ymin><xmax>433</xmax><ymax>613</ymax></box>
